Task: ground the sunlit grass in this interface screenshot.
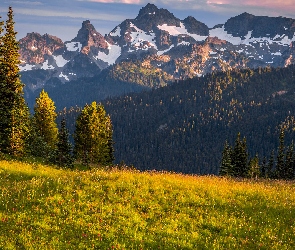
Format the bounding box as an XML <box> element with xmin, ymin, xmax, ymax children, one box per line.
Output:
<box><xmin>0</xmin><ymin>159</ymin><xmax>295</xmax><ymax>249</ymax></box>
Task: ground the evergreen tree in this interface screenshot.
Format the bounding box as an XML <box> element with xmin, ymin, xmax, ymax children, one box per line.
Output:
<box><xmin>260</xmin><ymin>156</ymin><xmax>267</xmax><ymax>178</ymax></box>
<box><xmin>219</xmin><ymin>140</ymin><xmax>233</xmax><ymax>176</ymax></box>
<box><xmin>30</xmin><ymin>90</ymin><xmax>58</xmax><ymax>157</ymax></box>
<box><xmin>248</xmin><ymin>154</ymin><xmax>260</xmax><ymax>179</ymax></box>
<box><xmin>0</xmin><ymin>7</ymin><xmax>30</xmax><ymax>156</ymax></box>
<box><xmin>266</xmin><ymin>150</ymin><xmax>275</xmax><ymax>178</ymax></box>
<box><xmin>232</xmin><ymin>133</ymin><xmax>248</xmax><ymax>177</ymax></box>
<box><xmin>276</xmin><ymin>130</ymin><xmax>285</xmax><ymax>179</ymax></box>
<box><xmin>74</xmin><ymin>101</ymin><xmax>114</xmax><ymax>166</ymax></box>
<box><xmin>285</xmin><ymin>143</ymin><xmax>294</xmax><ymax>179</ymax></box>
<box><xmin>51</xmin><ymin>118</ymin><xmax>73</xmax><ymax>168</ymax></box>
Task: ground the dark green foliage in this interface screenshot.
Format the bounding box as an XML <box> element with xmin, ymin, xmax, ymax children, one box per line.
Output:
<box><xmin>219</xmin><ymin>140</ymin><xmax>233</xmax><ymax>176</ymax></box>
<box><xmin>50</xmin><ymin>118</ymin><xmax>73</xmax><ymax>168</ymax></box>
<box><xmin>276</xmin><ymin>130</ymin><xmax>285</xmax><ymax>178</ymax></box>
<box><xmin>260</xmin><ymin>157</ymin><xmax>267</xmax><ymax>178</ymax></box>
<box><xmin>266</xmin><ymin>150</ymin><xmax>275</xmax><ymax>178</ymax></box>
<box><xmin>248</xmin><ymin>154</ymin><xmax>260</xmax><ymax>179</ymax></box>
<box><xmin>0</xmin><ymin>7</ymin><xmax>30</xmax><ymax>156</ymax></box>
<box><xmin>74</xmin><ymin>102</ymin><xmax>114</xmax><ymax>166</ymax></box>
<box><xmin>285</xmin><ymin>143</ymin><xmax>294</xmax><ymax>179</ymax></box>
<box><xmin>232</xmin><ymin>133</ymin><xmax>249</xmax><ymax>177</ymax></box>
<box><xmin>61</xmin><ymin>65</ymin><xmax>295</xmax><ymax>174</ymax></box>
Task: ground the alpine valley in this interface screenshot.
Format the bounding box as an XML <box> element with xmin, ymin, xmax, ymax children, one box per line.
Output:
<box><xmin>18</xmin><ymin>4</ymin><xmax>295</xmax><ymax>173</ymax></box>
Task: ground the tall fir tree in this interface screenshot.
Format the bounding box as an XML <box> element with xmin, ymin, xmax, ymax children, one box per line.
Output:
<box><xmin>248</xmin><ymin>154</ymin><xmax>260</xmax><ymax>179</ymax></box>
<box><xmin>0</xmin><ymin>7</ymin><xmax>30</xmax><ymax>156</ymax></box>
<box><xmin>50</xmin><ymin>117</ymin><xmax>73</xmax><ymax>168</ymax></box>
<box><xmin>266</xmin><ymin>150</ymin><xmax>275</xmax><ymax>178</ymax></box>
<box><xmin>232</xmin><ymin>133</ymin><xmax>249</xmax><ymax>177</ymax></box>
<box><xmin>285</xmin><ymin>143</ymin><xmax>294</xmax><ymax>179</ymax></box>
<box><xmin>261</xmin><ymin>156</ymin><xmax>267</xmax><ymax>178</ymax></box>
<box><xmin>276</xmin><ymin>129</ymin><xmax>285</xmax><ymax>179</ymax></box>
<box><xmin>30</xmin><ymin>90</ymin><xmax>58</xmax><ymax>157</ymax></box>
<box><xmin>219</xmin><ymin>140</ymin><xmax>233</xmax><ymax>176</ymax></box>
<box><xmin>74</xmin><ymin>101</ymin><xmax>114</xmax><ymax>166</ymax></box>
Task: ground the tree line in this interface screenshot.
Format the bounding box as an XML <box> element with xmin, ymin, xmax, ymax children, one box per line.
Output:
<box><xmin>0</xmin><ymin>7</ymin><xmax>114</xmax><ymax>168</ymax></box>
<box><xmin>220</xmin><ymin>130</ymin><xmax>295</xmax><ymax>179</ymax></box>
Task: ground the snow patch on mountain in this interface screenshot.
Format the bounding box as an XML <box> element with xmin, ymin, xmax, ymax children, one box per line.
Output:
<box><xmin>129</xmin><ymin>23</ymin><xmax>157</xmax><ymax>50</ymax></box>
<box><xmin>110</xmin><ymin>27</ymin><xmax>121</xmax><ymax>37</ymax></box>
<box><xmin>95</xmin><ymin>42</ymin><xmax>121</xmax><ymax>65</ymax></box>
<box><xmin>209</xmin><ymin>26</ymin><xmax>243</xmax><ymax>45</ymax></box>
<box><xmin>157</xmin><ymin>23</ymin><xmax>207</xmax><ymax>41</ymax></box>
<box><xmin>41</xmin><ymin>60</ymin><xmax>55</xmax><ymax>70</ymax></box>
<box><xmin>59</xmin><ymin>72</ymin><xmax>69</xmax><ymax>81</ymax></box>
<box><xmin>157</xmin><ymin>44</ymin><xmax>174</xmax><ymax>55</ymax></box>
<box><xmin>19</xmin><ymin>64</ymin><xmax>35</xmax><ymax>71</ymax></box>
<box><xmin>65</xmin><ymin>42</ymin><xmax>82</xmax><ymax>52</ymax></box>
<box><xmin>210</xmin><ymin>26</ymin><xmax>295</xmax><ymax>46</ymax></box>
<box><xmin>53</xmin><ymin>55</ymin><xmax>69</xmax><ymax>67</ymax></box>
<box><xmin>178</xmin><ymin>41</ymin><xmax>190</xmax><ymax>46</ymax></box>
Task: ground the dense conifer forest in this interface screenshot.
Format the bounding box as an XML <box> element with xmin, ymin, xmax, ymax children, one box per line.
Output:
<box><xmin>61</xmin><ymin>65</ymin><xmax>295</xmax><ymax>174</ymax></box>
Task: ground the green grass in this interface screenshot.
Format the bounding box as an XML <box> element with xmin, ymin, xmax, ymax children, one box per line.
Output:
<box><xmin>0</xmin><ymin>160</ymin><xmax>295</xmax><ymax>249</ymax></box>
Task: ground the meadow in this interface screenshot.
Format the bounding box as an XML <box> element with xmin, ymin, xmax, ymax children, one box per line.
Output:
<box><xmin>0</xmin><ymin>159</ymin><xmax>295</xmax><ymax>249</ymax></box>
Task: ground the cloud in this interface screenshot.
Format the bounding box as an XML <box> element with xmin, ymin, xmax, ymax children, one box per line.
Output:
<box><xmin>78</xmin><ymin>0</ymin><xmax>295</xmax><ymax>17</ymax></box>
<box><xmin>11</xmin><ymin>7</ymin><xmax>126</xmax><ymax>22</ymax></box>
<box><xmin>79</xmin><ymin>0</ymin><xmax>142</xmax><ymax>3</ymax></box>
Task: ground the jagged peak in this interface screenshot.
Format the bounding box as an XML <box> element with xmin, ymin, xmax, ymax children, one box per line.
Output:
<box><xmin>183</xmin><ymin>16</ymin><xmax>209</xmax><ymax>36</ymax></box>
<box><xmin>73</xmin><ymin>20</ymin><xmax>104</xmax><ymax>43</ymax></box>
<box><xmin>22</xmin><ymin>32</ymin><xmax>42</xmax><ymax>39</ymax></box>
<box><xmin>72</xmin><ymin>20</ymin><xmax>109</xmax><ymax>54</ymax></box>
<box><xmin>137</xmin><ymin>3</ymin><xmax>159</xmax><ymax>16</ymax></box>
<box><xmin>238</xmin><ymin>12</ymin><xmax>255</xmax><ymax>18</ymax></box>
<box><xmin>20</xmin><ymin>32</ymin><xmax>63</xmax><ymax>45</ymax></box>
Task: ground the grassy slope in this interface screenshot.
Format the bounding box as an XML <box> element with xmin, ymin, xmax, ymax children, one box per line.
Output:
<box><xmin>0</xmin><ymin>160</ymin><xmax>295</xmax><ymax>249</ymax></box>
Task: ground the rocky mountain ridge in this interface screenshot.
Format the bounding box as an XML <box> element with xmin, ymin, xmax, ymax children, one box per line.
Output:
<box><xmin>19</xmin><ymin>3</ymin><xmax>295</xmax><ymax>108</ymax></box>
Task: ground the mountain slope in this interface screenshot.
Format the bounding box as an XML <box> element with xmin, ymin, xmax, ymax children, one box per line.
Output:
<box><xmin>99</xmin><ymin>65</ymin><xmax>295</xmax><ymax>174</ymax></box>
<box><xmin>18</xmin><ymin>4</ymin><xmax>295</xmax><ymax>109</ymax></box>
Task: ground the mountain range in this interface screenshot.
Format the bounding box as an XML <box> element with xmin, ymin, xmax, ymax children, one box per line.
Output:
<box><xmin>18</xmin><ymin>3</ymin><xmax>295</xmax><ymax>109</ymax></box>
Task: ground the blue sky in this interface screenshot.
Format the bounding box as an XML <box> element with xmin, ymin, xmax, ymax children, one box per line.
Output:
<box><xmin>1</xmin><ymin>0</ymin><xmax>295</xmax><ymax>42</ymax></box>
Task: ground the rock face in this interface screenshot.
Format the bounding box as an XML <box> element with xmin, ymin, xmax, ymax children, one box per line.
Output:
<box><xmin>72</xmin><ymin>20</ymin><xmax>109</xmax><ymax>54</ymax></box>
<box><xmin>19</xmin><ymin>3</ymin><xmax>295</xmax><ymax>102</ymax></box>
<box><xmin>19</xmin><ymin>33</ymin><xmax>63</xmax><ymax>64</ymax></box>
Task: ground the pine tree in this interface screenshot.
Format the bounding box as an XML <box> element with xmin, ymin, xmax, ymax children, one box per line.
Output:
<box><xmin>0</xmin><ymin>7</ymin><xmax>30</xmax><ymax>156</ymax></box>
<box><xmin>30</xmin><ymin>90</ymin><xmax>58</xmax><ymax>157</ymax></box>
<box><xmin>260</xmin><ymin>156</ymin><xmax>267</xmax><ymax>178</ymax></box>
<box><xmin>266</xmin><ymin>150</ymin><xmax>274</xmax><ymax>178</ymax></box>
<box><xmin>50</xmin><ymin>117</ymin><xmax>73</xmax><ymax>168</ymax></box>
<box><xmin>276</xmin><ymin>130</ymin><xmax>285</xmax><ymax>179</ymax></box>
<box><xmin>285</xmin><ymin>143</ymin><xmax>294</xmax><ymax>179</ymax></box>
<box><xmin>232</xmin><ymin>133</ymin><xmax>248</xmax><ymax>177</ymax></box>
<box><xmin>219</xmin><ymin>140</ymin><xmax>233</xmax><ymax>176</ymax></box>
<box><xmin>74</xmin><ymin>101</ymin><xmax>114</xmax><ymax>166</ymax></box>
<box><xmin>248</xmin><ymin>154</ymin><xmax>260</xmax><ymax>179</ymax></box>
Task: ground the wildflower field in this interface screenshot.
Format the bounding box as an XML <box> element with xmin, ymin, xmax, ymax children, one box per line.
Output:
<box><xmin>0</xmin><ymin>160</ymin><xmax>295</xmax><ymax>249</ymax></box>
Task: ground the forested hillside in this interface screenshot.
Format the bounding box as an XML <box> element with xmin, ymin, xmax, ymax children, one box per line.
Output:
<box><xmin>99</xmin><ymin>65</ymin><xmax>295</xmax><ymax>174</ymax></box>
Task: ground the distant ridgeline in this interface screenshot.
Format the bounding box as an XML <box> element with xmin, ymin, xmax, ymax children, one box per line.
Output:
<box><xmin>60</xmin><ymin>65</ymin><xmax>295</xmax><ymax>174</ymax></box>
<box><xmin>19</xmin><ymin>4</ymin><xmax>295</xmax><ymax>110</ymax></box>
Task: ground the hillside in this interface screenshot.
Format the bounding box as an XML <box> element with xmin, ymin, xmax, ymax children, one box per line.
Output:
<box><xmin>1</xmin><ymin>160</ymin><xmax>295</xmax><ymax>249</ymax></box>
<box><xmin>100</xmin><ymin>65</ymin><xmax>295</xmax><ymax>174</ymax></box>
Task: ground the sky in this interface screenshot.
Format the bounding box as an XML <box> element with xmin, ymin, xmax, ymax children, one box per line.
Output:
<box><xmin>0</xmin><ymin>0</ymin><xmax>295</xmax><ymax>42</ymax></box>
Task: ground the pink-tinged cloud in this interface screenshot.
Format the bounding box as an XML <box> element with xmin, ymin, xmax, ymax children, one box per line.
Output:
<box><xmin>81</xmin><ymin>0</ymin><xmax>295</xmax><ymax>18</ymax></box>
<box><xmin>220</xmin><ymin>0</ymin><xmax>295</xmax><ymax>12</ymax></box>
<box><xmin>85</xmin><ymin>0</ymin><xmax>142</xmax><ymax>3</ymax></box>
